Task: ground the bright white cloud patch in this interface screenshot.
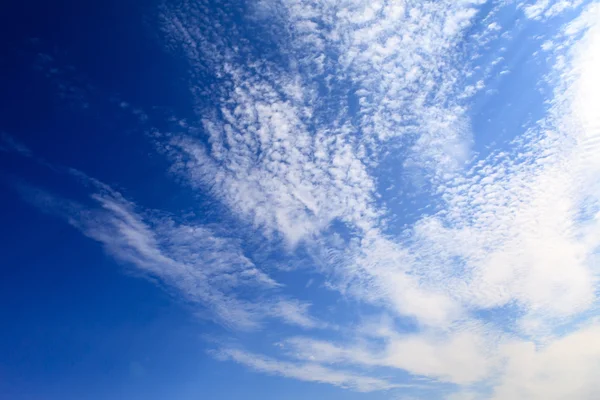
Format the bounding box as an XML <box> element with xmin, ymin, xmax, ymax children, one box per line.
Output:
<box><xmin>281</xmin><ymin>327</ymin><xmax>495</xmax><ymax>384</ymax></box>
<box><xmin>493</xmin><ymin>322</ymin><xmax>600</xmax><ymax>399</ymax></box>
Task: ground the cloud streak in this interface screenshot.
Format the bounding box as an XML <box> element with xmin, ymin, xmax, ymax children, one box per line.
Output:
<box><xmin>18</xmin><ymin>178</ymin><xmax>321</xmax><ymax>331</ymax></box>
<box><xmin>216</xmin><ymin>347</ymin><xmax>404</xmax><ymax>392</ymax></box>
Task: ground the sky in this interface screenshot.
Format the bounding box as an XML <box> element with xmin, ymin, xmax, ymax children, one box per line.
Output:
<box><xmin>0</xmin><ymin>0</ymin><xmax>599</xmax><ymax>399</ymax></box>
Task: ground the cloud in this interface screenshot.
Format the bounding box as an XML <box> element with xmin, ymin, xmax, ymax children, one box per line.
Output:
<box><xmin>492</xmin><ymin>322</ymin><xmax>600</xmax><ymax>399</ymax></box>
<box><xmin>312</xmin><ymin>231</ymin><xmax>464</xmax><ymax>328</ymax></box>
<box><xmin>303</xmin><ymin>0</ymin><xmax>600</xmax><ymax>336</ymax></box>
<box><xmin>292</xmin><ymin>5</ymin><xmax>600</xmax><ymax>389</ymax></box>
<box><xmin>159</xmin><ymin>0</ymin><xmax>504</xmax><ymax>251</ymax></box>
<box><xmin>267</xmin><ymin>298</ymin><xmax>325</xmax><ymax>329</ymax></box>
<box><xmin>0</xmin><ymin>132</ymin><xmax>32</xmax><ymax>157</ymax></box>
<box><xmin>157</xmin><ymin>0</ymin><xmax>508</xmax><ymax>331</ymax></box>
<box><xmin>18</xmin><ymin>178</ymin><xmax>321</xmax><ymax>331</ymax></box>
<box><xmin>216</xmin><ymin>347</ymin><xmax>402</xmax><ymax>392</ymax></box>
<box><xmin>281</xmin><ymin>327</ymin><xmax>496</xmax><ymax>384</ymax></box>
<box><xmin>251</xmin><ymin>0</ymin><xmax>490</xmax><ymax>173</ymax></box>
<box><xmin>522</xmin><ymin>0</ymin><xmax>585</xmax><ymax>20</ymax></box>
<box><xmin>434</xmin><ymin>1</ymin><xmax>600</xmax><ymax>334</ymax></box>
<box><xmin>290</xmin><ymin>2</ymin><xmax>600</xmax><ymax>394</ymax></box>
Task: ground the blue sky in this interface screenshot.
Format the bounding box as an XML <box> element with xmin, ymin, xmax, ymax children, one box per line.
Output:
<box><xmin>1</xmin><ymin>0</ymin><xmax>599</xmax><ymax>399</ymax></box>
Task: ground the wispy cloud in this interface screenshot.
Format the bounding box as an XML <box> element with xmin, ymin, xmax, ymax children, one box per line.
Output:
<box><xmin>522</xmin><ymin>0</ymin><xmax>585</xmax><ymax>20</ymax></box>
<box><xmin>159</xmin><ymin>0</ymin><xmax>502</xmax><ymax>251</ymax></box>
<box><xmin>253</xmin><ymin>0</ymin><xmax>484</xmax><ymax>174</ymax></box>
<box><xmin>280</xmin><ymin>327</ymin><xmax>496</xmax><ymax>385</ymax></box>
<box><xmin>18</xmin><ymin>177</ymin><xmax>321</xmax><ymax>331</ymax></box>
<box><xmin>216</xmin><ymin>347</ymin><xmax>403</xmax><ymax>392</ymax></box>
<box><xmin>1</xmin><ymin>132</ymin><xmax>32</xmax><ymax>157</ymax></box>
<box><xmin>156</xmin><ymin>0</ymin><xmax>502</xmax><ymax>332</ymax></box>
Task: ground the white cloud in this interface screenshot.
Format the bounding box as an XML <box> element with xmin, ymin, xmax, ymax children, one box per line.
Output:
<box><xmin>522</xmin><ymin>0</ymin><xmax>585</xmax><ymax>20</ymax></box>
<box><xmin>18</xmin><ymin>179</ymin><xmax>321</xmax><ymax>331</ymax></box>
<box><xmin>267</xmin><ymin>299</ymin><xmax>325</xmax><ymax>329</ymax></box>
<box><xmin>254</xmin><ymin>0</ymin><xmax>484</xmax><ymax>174</ymax></box>
<box><xmin>0</xmin><ymin>132</ymin><xmax>32</xmax><ymax>157</ymax></box>
<box><xmin>216</xmin><ymin>347</ymin><xmax>402</xmax><ymax>392</ymax></box>
<box><xmin>492</xmin><ymin>322</ymin><xmax>600</xmax><ymax>399</ymax></box>
<box><xmin>282</xmin><ymin>327</ymin><xmax>496</xmax><ymax>384</ymax></box>
<box><xmin>447</xmin><ymin>391</ymin><xmax>481</xmax><ymax>400</ymax></box>
<box><xmin>159</xmin><ymin>0</ymin><xmax>501</xmax><ymax>253</ymax></box>
<box><xmin>523</xmin><ymin>0</ymin><xmax>552</xmax><ymax>19</ymax></box>
<box><xmin>158</xmin><ymin>0</ymin><xmax>509</xmax><ymax>332</ymax></box>
<box><xmin>314</xmin><ymin>231</ymin><xmax>464</xmax><ymax>328</ymax></box>
<box><xmin>438</xmin><ymin>1</ymin><xmax>600</xmax><ymax>334</ymax></box>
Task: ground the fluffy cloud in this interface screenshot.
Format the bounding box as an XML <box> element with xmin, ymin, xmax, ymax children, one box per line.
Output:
<box><xmin>493</xmin><ymin>322</ymin><xmax>600</xmax><ymax>399</ymax></box>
